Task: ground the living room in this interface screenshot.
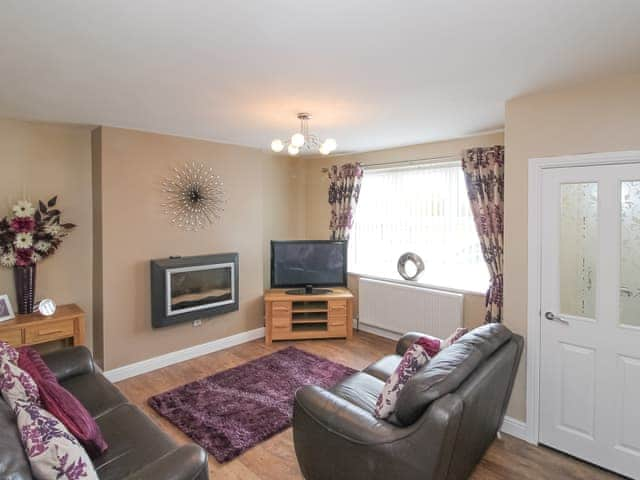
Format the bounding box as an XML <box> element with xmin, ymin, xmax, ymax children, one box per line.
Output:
<box><xmin>1</xmin><ymin>2</ymin><xmax>639</xmax><ymax>479</ymax></box>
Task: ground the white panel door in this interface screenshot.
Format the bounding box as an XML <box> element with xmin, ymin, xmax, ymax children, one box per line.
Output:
<box><xmin>540</xmin><ymin>163</ymin><xmax>640</xmax><ymax>479</ymax></box>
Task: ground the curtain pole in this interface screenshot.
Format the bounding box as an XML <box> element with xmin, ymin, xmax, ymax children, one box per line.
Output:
<box><xmin>321</xmin><ymin>153</ymin><xmax>458</xmax><ymax>173</ymax></box>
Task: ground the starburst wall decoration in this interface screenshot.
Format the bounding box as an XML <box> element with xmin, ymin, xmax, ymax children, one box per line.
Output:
<box><xmin>161</xmin><ymin>161</ymin><xmax>225</xmax><ymax>231</ymax></box>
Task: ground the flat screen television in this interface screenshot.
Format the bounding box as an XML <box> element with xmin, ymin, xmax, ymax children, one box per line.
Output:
<box><xmin>270</xmin><ymin>240</ymin><xmax>347</xmax><ymax>294</ymax></box>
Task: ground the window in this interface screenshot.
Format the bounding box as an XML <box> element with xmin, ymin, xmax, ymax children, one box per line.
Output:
<box><xmin>348</xmin><ymin>161</ymin><xmax>489</xmax><ymax>293</ymax></box>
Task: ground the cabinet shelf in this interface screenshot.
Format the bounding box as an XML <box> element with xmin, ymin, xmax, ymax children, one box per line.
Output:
<box><xmin>292</xmin><ymin>312</ymin><xmax>327</xmax><ymax>322</ymax></box>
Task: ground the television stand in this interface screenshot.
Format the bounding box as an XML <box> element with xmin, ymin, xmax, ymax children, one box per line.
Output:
<box><xmin>285</xmin><ymin>286</ymin><xmax>333</xmax><ymax>295</ymax></box>
<box><xmin>264</xmin><ymin>287</ymin><xmax>354</xmax><ymax>344</ymax></box>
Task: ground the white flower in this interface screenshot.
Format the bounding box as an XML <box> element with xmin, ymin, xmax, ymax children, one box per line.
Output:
<box><xmin>14</xmin><ymin>232</ymin><xmax>33</xmax><ymax>249</ymax></box>
<box><xmin>31</xmin><ymin>252</ymin><xmax>41</xmax><ymax>264</ymax></box>
<box><xmin>34</xmin><ymin>241</ymin><xmax>51</xmax><ymax>253</ymax></box>
<box><xmin>12</xmin><ymin>200</ymin><xmax>35</xmax><ymax>218</ymax></box>
<box><xmin>44</xmin><ymin>224</ymin><xmax>63</xmax><ymax>236</ymax></box>
<box><xmin>0</xmin><ymin>252</ymin><xmax>16</xmax><ymax>268</ymax></box>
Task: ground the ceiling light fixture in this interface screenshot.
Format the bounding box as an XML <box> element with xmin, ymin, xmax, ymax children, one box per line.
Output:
<box><xmin>271</xmin><ymin>113</ymin><xmax>337</xmax><ymax>156</ymax></box>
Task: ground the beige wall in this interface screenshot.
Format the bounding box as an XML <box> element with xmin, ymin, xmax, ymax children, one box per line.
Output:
<box><xmin>302</xmin><ymin>132</ymin><xmax>504</xmax><ymax>334</ymax></box>
<box><xmin>0</xmin><ymin>118</ymin><xmax>93</xmax><ymax>349</ymax></box>
<box><xmin>503</xmin><ymin>73</ymin><xmax>640</xmax><ymax>421</ymax></box>
<box><xmin>93</xmin><ymin>127</ymin><xmax>303</xmax><ymax>370</ymax></box>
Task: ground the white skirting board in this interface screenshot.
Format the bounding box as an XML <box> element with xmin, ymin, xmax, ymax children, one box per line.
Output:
<box><xmin>103</xmin><ymin>327</ymin><xmax>265</xmax><ymax>383</ymax></box>
<box><xmin>501</xmin><ymin>416</ymin><xmax>530</xmax><ymax>442</ymax></box>
<box><xmin>357</xmin><ymin>322</ymin><xmax>403</xmax><ymax>341</ymax></box>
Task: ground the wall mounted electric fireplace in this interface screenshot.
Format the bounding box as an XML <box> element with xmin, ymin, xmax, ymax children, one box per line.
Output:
<box><xmin>150</xmin><ymin>253</ymin><xmax>239</xmax><ymax>328</ymax></box>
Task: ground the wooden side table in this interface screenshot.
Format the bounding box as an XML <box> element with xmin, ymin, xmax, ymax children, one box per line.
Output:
<box><xmin>0</xmin><ymin>304</ymin><xmax>85</xmax><ymax>348</ymax></box>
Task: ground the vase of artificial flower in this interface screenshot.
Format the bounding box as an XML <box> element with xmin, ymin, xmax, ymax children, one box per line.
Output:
<box><xmin>14</xmin><ymin>265</ymin><xmax>36</xmax><ymax>314</ymax></box>
<box><xmin>0</xmin><ymin>197</ymin><xmax>76</xmax><ymax>314</ymax></box>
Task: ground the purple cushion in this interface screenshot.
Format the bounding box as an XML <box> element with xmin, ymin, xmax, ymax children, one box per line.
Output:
<box><xmin>18</xmin><ymin>347</ymin><xmax>108</xmax><ymax>458</ymax></box>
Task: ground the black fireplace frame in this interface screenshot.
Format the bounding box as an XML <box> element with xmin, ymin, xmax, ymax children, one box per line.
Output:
<box><xmin>150</xmin><ymin>253</ymin><xmax>239</xmax><ymax>328</ymax></box>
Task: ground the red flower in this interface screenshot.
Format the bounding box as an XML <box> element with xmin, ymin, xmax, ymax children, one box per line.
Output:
<box><xmin>10</xmin><ymin>217</ymin><xmax>36</xmax><ymax>233</ymax></box>
<box><xmin>15</xmin><ymin>248</ymin><xmax>34</xmax><ymax>267</ymax></box>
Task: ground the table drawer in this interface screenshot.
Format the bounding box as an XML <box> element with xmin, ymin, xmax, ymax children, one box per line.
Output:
<box><xmin>0</xmin><ymin>327</ymin><xmax>24</xmax><ymax>346</ymax></box>
<box><xmin>272</xmin><ymin>315</ymin><xmax>290</xmax><ymax>328</ymax></box>
<box><xmin>272</xmin><ymin>301</ymin><xmax>291</xmax><ymax>313</ymax></box>
<box><xmin>328</xmin><ymin>322</ymin><xmax>347</xmax><ymax>336</ymax></box>
<box><xmin>271</xmin><ymin>324</ymin><xmax>291</xmax><ymax>338</ymax></box>
<box><xmin>328</xmin><ymin>300</ymin><xmax>347</xmax><ymax>313</ymax></box>
<box><xmin>24</xmin><ymin>319</ymin><xmax>74</xmax><ymax>345</ymax></box>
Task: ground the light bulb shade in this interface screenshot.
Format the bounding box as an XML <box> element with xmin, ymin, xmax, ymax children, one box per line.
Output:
<box><xmin>323</xmin><ymin>138</ymin><xmax>337</xmax><ymax>152</ymax></box>
<box><xmin>291</xmin><ymin>133</ymin><xmax>305</xmax><ymax>147</ymax></box>
<box><xmin>271</xmin><ymin>139</ymin><xmax>284</xmax><ymax>152</ymax></box>
<box><xmin>287</xmin><ymin>144</ymin><xmax>299</xmax><ymax>156</ymax></box>
<box><xmin>319</xmin><ymin>144</ymin><xmax>331</xmax><ymax>155</ymax></box>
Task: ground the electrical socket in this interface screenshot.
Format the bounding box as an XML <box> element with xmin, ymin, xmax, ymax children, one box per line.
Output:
<box><xmin>192</xmin><ymin>319</ymin><xmax>202</xmax><ymax>327</ymax></box>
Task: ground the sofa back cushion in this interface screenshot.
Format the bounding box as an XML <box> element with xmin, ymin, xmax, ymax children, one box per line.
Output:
<box><xmin>394</xmin><ymin>323</ymin><xmax>512</xmax><ymax>426</ymax></box>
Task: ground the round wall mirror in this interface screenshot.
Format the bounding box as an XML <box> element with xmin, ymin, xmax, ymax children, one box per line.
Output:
<box><xmin>397</xmin><ymin>252</ymin><xmax>425</xmax><ymax>281</ymax></box>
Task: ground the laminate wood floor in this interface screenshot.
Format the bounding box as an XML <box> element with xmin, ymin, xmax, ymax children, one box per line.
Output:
<box><xmin>116</xmin><ymin>331</ymin><xmax>623</xmax><ymax>480</ymax></box>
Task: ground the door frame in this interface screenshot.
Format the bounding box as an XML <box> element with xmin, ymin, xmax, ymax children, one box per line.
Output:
<box><xmin>526</xmin><ymin>150</ymin><xmax>640</xmax><ymax>445</ymax></box>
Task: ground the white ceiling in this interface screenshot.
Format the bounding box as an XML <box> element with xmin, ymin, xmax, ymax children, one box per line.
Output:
<box><xmin>1</xmin><ymin>0</ymin><xmax>639</xmax><ymax>153</ymax></box>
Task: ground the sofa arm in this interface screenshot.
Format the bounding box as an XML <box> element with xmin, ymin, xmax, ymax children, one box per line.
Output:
<box><xmin>42</xmin><ymin>346</ymin><xmax>95</xmax><ymax>382</ymax></box>
<box><xmin>294</xmin><ymin>385</ymin><xmax>406</xmax><ymax>445</ymax></box>
<box><xmin>123</xmin><ymin>445</ymin><xmax>208</xmax><ymax>480</ymax></box>
<box><xmin>395</xmin><ymin>332</ymin><xmax>426</xmax><ymax>356</ymax></box>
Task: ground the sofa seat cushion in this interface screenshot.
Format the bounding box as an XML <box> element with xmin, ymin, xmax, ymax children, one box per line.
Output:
<box><xmin>330</xmin><ymin>372</ymin><xmax>384</xmax><ymax>414</ymax></box>
<box><xmin>60</xmin><ymin>371</ymin><xmax>127</xmax><ymax>419</ymax></box>
<box><xmin>363</xmin><ymin>355</ymin><xmax>401</xmax><ymax>381</ymax></box>
<box><xmin>0</xmin><ymin>399</ymin><xmax>31</xmax><ymax>480</ymax></box>
<box><xmin>93</xmin><ymin>403</ymin><xmax>177</xmax><ymax>479</ymax></box>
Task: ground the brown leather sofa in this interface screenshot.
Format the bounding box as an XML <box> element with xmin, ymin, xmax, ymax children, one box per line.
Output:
<box><xmin>293</xmin><ymin>323</ymin><xmax>523</xmax><ymax>480</ymax></box>
<box><xmin>0</xmin><ymin>346</ymin><xmax>209</xmax><ymax>480</ymax></box>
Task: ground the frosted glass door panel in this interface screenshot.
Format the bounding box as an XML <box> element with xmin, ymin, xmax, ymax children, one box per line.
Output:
<box><xmin>560</xmin><ymin>183</ymin><xmax>598</xmax><ymax>319</ymax></box>
<box><xmin>620</xmin><ymin>181</ymin><xmax>640</xmax><ymax>327</ymax></box>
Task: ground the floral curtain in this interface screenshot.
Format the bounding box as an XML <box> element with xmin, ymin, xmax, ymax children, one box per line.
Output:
<box><xmin>462</xmin><ymin>146</ymin><xmax>505</xmax><ymax>323</ymax></box>
<box><xmin>328</xmin><ymin>163</ymin><xmax>364</xmax><ymax>241</ymax></box>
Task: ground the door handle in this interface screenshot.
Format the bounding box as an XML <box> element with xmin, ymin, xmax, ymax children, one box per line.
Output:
<box><xmin>544</xmin><ymin>311</ymin><xmax>569</xmax><ymax>325</ymax></box>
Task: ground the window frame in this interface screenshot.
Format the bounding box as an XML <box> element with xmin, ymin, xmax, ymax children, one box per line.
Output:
<box><xmin>347</xmin><ymin>159</ymin><xmax>489</xmax><ymax>295</ymax></box>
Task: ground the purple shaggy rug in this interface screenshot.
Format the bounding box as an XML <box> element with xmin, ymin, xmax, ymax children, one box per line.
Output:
<box><xmin>148</xmin><ymin>346</ymin><xmax>356</xmax><ymax>463</ymax></box>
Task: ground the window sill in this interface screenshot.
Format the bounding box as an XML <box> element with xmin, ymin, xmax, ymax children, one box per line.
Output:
<box><xmin>347</xmin><ymin>271</ymin><xmax>487</xmax><ymax>297</ymax></box>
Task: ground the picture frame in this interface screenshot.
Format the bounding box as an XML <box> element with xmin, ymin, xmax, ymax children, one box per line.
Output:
<box><xmin>0</xmin><ymin>294</ymin><xmax>15</xmax><ymax>322</ymax></box>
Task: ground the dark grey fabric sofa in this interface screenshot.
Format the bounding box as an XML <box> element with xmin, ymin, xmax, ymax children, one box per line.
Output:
<box><xmin>293</xmin><ymin>323</ymin><xmax>523</xmax><ymax>480</ymax></box>
<box><xmin>0</xmin><ymin>346</ymin><xmax>209</xmax><ymax>480</ymax></box>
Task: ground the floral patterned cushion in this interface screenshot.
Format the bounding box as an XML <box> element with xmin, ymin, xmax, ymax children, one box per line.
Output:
<box><xmin>374</xmin><ymin>337</ymin><xmax>434</xmax><ymax>419</ymax></box>
<box><xmin>441</xmin><ymin>327</ymin><xmax>469</xmax><ymax>349</ymax></box>
<box><xmin>413</xmin><ymin>334</ymin><xmax>443</xmax><ymax>357</ymax></box>
<box><xmin>0</xmin><ymin>342</ymin><xmax>40</xmax><ymax>411</ymax></box>
<box><xmin>15</xmin><ymin>399</ymin><xmax>98</xmax><ymax>479</ymax></box>
<box><xmin>0</xmin><ymin>340</ymin><xmax>19</xmax><ymax>364</ymax></box>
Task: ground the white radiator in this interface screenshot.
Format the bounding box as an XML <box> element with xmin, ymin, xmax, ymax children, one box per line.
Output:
<box><xmin>358</xmin><ymin>278</ymin><xmax>463</xmax><ymax>339</ymax></box>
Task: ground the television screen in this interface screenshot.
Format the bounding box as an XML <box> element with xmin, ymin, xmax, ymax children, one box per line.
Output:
<box><xmin>271</xmin><ymin>240</ymin><xmax>347</xmax><ymax>288</ymax></box>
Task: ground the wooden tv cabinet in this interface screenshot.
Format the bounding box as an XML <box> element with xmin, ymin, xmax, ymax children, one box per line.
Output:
<box><xmin>264</xmin><ymin>288</ymin><xmax>354</xmax><ymax>344</ymax></box>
